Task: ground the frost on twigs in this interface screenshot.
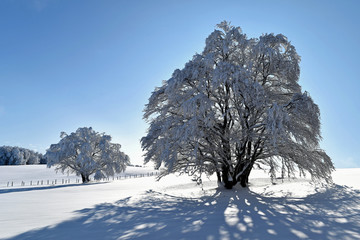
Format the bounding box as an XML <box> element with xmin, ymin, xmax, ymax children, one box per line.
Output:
<box><xmin>141</xmin><ymin>21</ymin><xmax>334</xmax><ymax>190</ymax></box>
<box><xmin>45</xmin><ymin>127</ymin><xmax>130</xmax><ymax>183</ymax></box>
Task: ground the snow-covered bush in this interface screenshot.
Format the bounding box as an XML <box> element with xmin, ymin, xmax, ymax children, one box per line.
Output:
<box><xmin>45</xmin><ymin>127</ymin><xmax>130</xmax><ymax>183</ymax></box>
<box><xmin>142</xmin><ymin>21</ymin><xmax>334</xmax><ymax>189</ymax></box>
<box><xmin>0</xmin><ymin>146</ymin><xmax>43</xmax><ymax>165</ymax></box>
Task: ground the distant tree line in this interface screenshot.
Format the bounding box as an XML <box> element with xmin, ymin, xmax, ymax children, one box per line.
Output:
<box><xmin>0</xmin><ymin>146</ymin><xmax>46</xmax><ymax>165</ymax></box>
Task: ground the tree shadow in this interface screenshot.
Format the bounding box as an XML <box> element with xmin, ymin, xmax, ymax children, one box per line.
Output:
<box><xmin>6</xmin><ymin>184</ymin><xmax>360</xmax><ymax>240</ymax></box>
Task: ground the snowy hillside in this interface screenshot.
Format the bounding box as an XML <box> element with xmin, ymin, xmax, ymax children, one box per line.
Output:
<box><xmin>0</xmin><ymin>166</ymin><xmax>359</xmax><ymax>240</ymax></box>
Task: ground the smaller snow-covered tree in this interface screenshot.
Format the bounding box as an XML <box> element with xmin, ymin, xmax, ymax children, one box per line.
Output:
<box><xmin>45</xmin><ymin>127</ymin><xmax>130</xmax><ymax>183</ymax></box>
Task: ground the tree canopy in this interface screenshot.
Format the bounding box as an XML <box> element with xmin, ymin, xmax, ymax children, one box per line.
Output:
<box><xmin>45</xmin><ymin>127</ymin><xmax>130</xmax><ymax>183</ymax></box>
<box><xmin>141</xmin><ymin>21</ymin><xmax>333</xmax><ymax>189</ymax></box>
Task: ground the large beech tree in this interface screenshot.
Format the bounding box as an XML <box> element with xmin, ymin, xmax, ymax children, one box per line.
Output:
<box><xmin>46</xmin><ymin>127</ymin><xmax>130</xmax><ymax>183</ymax></box>
<box><xmin>141</xmin><ymin>22</ymin><xmax>334</xmax><ymax>189</ymax></box>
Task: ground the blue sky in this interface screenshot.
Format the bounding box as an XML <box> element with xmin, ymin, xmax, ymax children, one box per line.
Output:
<box><xmin>0</xmin><ymin>0</ymin><xmax>359</xmax><ymax>168</ymax></box>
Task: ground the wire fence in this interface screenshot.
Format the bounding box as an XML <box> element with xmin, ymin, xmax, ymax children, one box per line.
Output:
<box><xmin>4</xmin><ymin>171</ymin><xmax>159</xmax><ymax>188</ymax></box>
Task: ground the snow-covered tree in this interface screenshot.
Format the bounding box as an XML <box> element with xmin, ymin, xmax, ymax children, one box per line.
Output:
<box><xmin>45</xmin><ymin>127</ymin><xmax>130</xmax><ymax>183</ymax></box>
<box><xmin>141</xmin><ymin>21</ymin><xmax>334</xmax><ymax>189</ymax></box>
<box><xmin>0</xmin><ymin>146</ymin><xmax>42</xmax><ymax>165</ymax></box>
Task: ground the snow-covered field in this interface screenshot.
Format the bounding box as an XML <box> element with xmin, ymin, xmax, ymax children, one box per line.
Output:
<box><xmin>0</xmin><ymin>166</ymin><xmax>359</xmax><ymax>240</ymax></box>
<box><xmin>0</xmin><ymin>165</ymin><xmax>158</xmax><ymax>187</ymax></box>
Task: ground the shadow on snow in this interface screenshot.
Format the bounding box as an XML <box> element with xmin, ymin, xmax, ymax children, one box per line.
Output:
<box><xmin>6</xmin><ymin>184</ymin><xmax>360</xmax><ymax>240</ymax></box>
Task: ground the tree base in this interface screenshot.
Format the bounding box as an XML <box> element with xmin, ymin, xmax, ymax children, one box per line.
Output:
<box><xmin>81</xmin><ymin>174</ymin><xmax>90</xmax><ymax>183</ymax></box>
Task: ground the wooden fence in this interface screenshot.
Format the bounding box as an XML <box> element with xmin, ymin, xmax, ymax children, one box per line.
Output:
<box><xmin>5</xmin><ymin>171</ymin><xmax>159</xmax><ymax>188</ymax></box>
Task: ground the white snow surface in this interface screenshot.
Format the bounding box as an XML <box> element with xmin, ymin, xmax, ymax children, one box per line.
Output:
<box><xmin>0</xmin><ymin>166</ymin><xmax>359</xmax><ymax>240</ymax></box>
<box><xmin>0</xmin><ymin>165</ymin><xmax>157</xmax><ymax>187</ymax></box>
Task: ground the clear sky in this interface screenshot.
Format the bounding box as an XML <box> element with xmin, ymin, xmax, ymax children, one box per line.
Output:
<box><xmin>0</xmin><ymin>0</ymin><xmax>359</xmax><ymax>168</ymax></box>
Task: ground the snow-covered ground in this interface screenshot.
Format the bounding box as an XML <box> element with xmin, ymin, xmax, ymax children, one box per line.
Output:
<box><xmin>0</xmin><ymin>165</ymin><xmax>158</xmax><ymax>187</ymax></box>
<box><xmin>0</xmin><ymin>166</ymin><xmax>359</xmax><ymax>240</ymax></box>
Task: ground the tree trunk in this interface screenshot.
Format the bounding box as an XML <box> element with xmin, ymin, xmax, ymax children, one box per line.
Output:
<box><xmin>216</xmin><ymin>171</ymin><xmax>221</xmax><ymax>183</ymax></box>
<box><xmin>219</xmin><ymin>163</ymin><xmax>255</xmax><ymax>189</ymax></box>
<box><xmin>81</xmin><ymin>174</ymin><xmax>90</xmax><ymax>183</ymax></box>
<box><xmin>221</xmin><ymin>165</ymin><xmax>235</xmax><ymax>189</ymax></box>
<box><xmin>238</xmin><ymin>162</ymin><xmax>253</xmax><ymax>188</ymax></box>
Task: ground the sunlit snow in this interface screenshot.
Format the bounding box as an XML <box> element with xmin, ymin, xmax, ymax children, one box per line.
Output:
<box><xmin>0</xmin><ymin>165</ymin><xmax>359</xmax><ymax>240</ymax></box>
